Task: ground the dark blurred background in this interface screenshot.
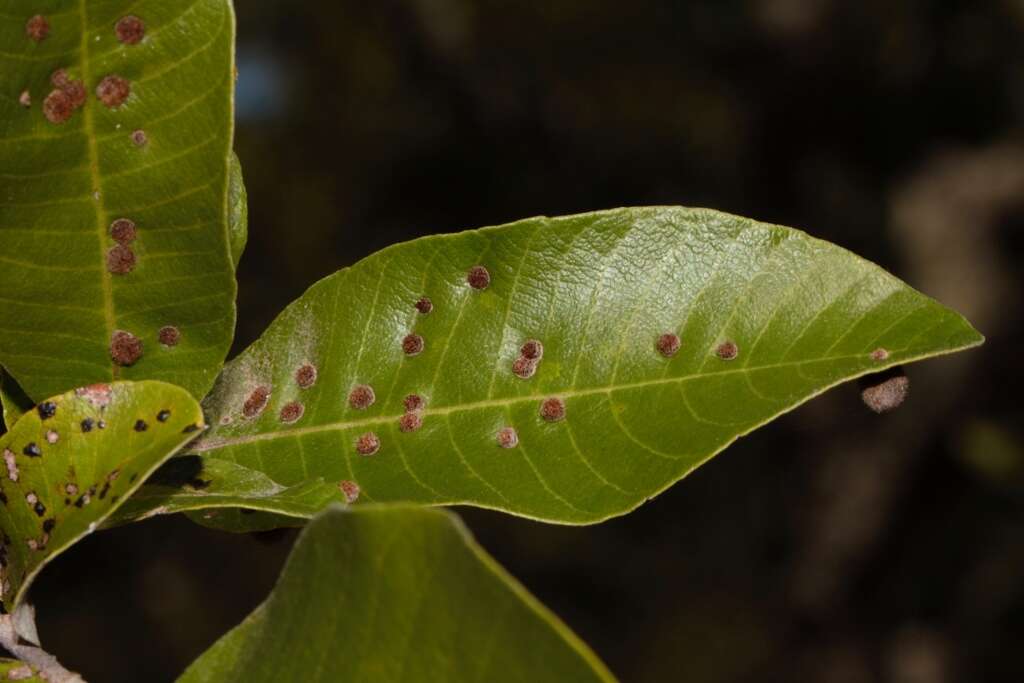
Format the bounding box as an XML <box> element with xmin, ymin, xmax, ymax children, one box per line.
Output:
<box><xmin>32</xmin><ymin>1</ymin><xmax>1024</xmax><ymax>681</ymax></box>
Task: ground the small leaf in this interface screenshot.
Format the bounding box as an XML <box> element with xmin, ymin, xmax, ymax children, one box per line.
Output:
<box><xmin>0</xmin><ymin>381</ymin><xmax>203</xmax><ymax>610</ymax></box>
<box><xmin>228</xmin><ymin>152</ymin><xmax>248</xmax><ymax>269</ymax></box>
<box><xmin>0</xmin><ymin>0</ymin><xmax>239</xmax><ymax>403</ymax></box>
<box><xmin>177</xmin><ymin>505</ymin><xmax>616</xmax><ymax>683</ymax></box>
<box><xmin>137</xmin><ymin>207</ymin><xmax>981</xmax><ymax>528</ymax></box>
<box><xmin>0</xmin><ymin>369</ymin><xmax>33</xmax><ymax>433</ymax></box>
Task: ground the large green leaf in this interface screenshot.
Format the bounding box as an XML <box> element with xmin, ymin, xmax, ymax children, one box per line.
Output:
<box><xmin>142</xmin><ymin>207</ymin><xmax>981</xmax><ymax>528</ymax></box>
<box><xmin>0</xmin><ymin>380</ymin><xmax>203</xmax><ymax>610</ymax></box>
<box><xmin>178</xmin><ymin>505</ymin><xmax>616</xmax><ymax>683</ymax></box>
<box><xmin>0</xmin><ymin>0</ymin><xmax>238</xmax><ymax>403</ymax></box>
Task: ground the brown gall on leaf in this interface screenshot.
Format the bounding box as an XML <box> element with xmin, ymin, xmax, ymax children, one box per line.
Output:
<box><xmin>871</xmin><ymin>347</ymin><xmax>890</xmax><ymax>361</ymax></box>
<box><xmin>110</xmin><ymin>218</ymin><xmax>137</xmax><ymax>244</ymax></box>
<box><xmin>338</xmin><ymin>480</ymin><xmax>360</xmax><ymax>503</ymax></box>
<box><xmin>512</xmin><ymin>356</ymin><xmax>537</xmax><ymax>379</ymax></box>
<box><xmin>106</xmin><ymin>244</ymin><xmax>136</xmax><ymax>274</ymax></box>
<box><xmin>403</xmin><ymin>394</ymin><xmax>424</xmax><ymax>412</ymax></box>
<box><xmin>348</xmin><ymin>384</ymin><xmax>375</xmax><ymax>410</ymax></box>
<box><xmin>279</xmin><ymin>401</ymin><xmax>304</xmax><ymax>424</ymax></box>
<box><xmin>295</xmin><ymin>363</ymin><xmax>317</xmax><ymax>388</ymax></box>
<box><xmin>402</xmin><ymin>333</ymin><xmax>424</xmax><ymax>356</ymax></box>
<box><xmin>520</xmin><ymin>339</ymin><xmax>544</xmax><ymax>361</ymax></box>
<box><xmin>399</xmin><ymin>412</ymin><xmax>423</xmax><ymax>433</ymax></box>
<box><xmin>540</xmin><ymin>397</ymin><xmax>566</xmax><ymax>423</ymax></box>
<box><xmin>656</xmin><ymin>333</ymin><xmax>681</xmax><ymax>358</ymax></box>
<box><xmin>158</xmin><ymin>325</ymin><xmax>181</xmax><ymax>346</ymax></box>
<box><xmin>96</xmin><ymin>75</ymin><xmax>131</xmax><ymax>108</ymax></box>
<box><xmin>25</xmin><ymin>15</ymin><xmax>49</xmax><ymax>41</ymax></box>
<box><xmin>715</xmin><ymin>340</ymin><xmax>739</xmax><ymax>361</ymax></box>
<box><xmin>18</xmin><ymin>90</ymin><xmax>31</xmax><ymax>108</ymax></box>
<box><xmin>467</xmin><ymin>265</ymin><xmax>490</xmax><ymax>290</ymax></box>
<box><xmin>859</xmin><ymin>366</ymin><xmax>910</xmax><ymax>414</ymax></box>
<box><xmin>355</xmin><ymin>432</ymin><xmax>381</xmax><ymax>456</ymax></box>
<box><xmin>242</xmin><ymin>386</ymin><xmax>271</xmax><ymax>418</ymax></box>
<box><xmin>496</xmin><ymin>427</ymin><xmax>519</xmax><ymax>449</ymax></box>
<box><xmin>414</xmin><ymin>297</ymin><xmax>433</xmax><ymax>314</ymax></box>
<box><xmin>115</xmin><ymin>15</ymin><xmax>145</xmax><ymax>44</ymax></box>
<box><xmin>131</xmin><ymin>129</ymin><xmax>148</xmax><ymax>146</ymax></box>
<box><xmin>110</xmin><ymin>331</ymin><xmax>143</xmax><ymax>366</ymax></box>
<box><xmin>42</xmin><ymin>90</ymin><xmax>73</xmax><ymax>124</ymax></box>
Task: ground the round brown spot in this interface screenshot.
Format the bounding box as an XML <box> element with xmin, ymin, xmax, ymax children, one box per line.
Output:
<box><xmin>115</xmin><ymin>15</ymin><xmax>145</xmax><ymax>45</ymax></box>
<box><xmin>158</xmin><ymin>325</ymin><xmax>180</xmax><ymax>346</ymax></box>
<box><xmin>496</xmin><ymin>427</ymin><xmax>519</xmax><ymax>449</ymax></box>
<box><xmin>110</xmin><ymin>331</ymin><xmax>142</xmax><ymax>366</ymax></box>
<box><xmin>540</xmin><ymin>397</ymin><xmax>566</xmax><ymax>423</ymax></box>
<box><xmin>402</xmin><ymin>333</ymin><xmax>424</xmax><ymax>356</ymax></box>
<box><xmin>399</xmin><ymin>412</ymin><xmax>423</xmax><ymax>433</ymax></box>
<box><xmin>106</xmin><ymin>244</ymin><xmax>136</xmax><ymax>274</ymax></box>
<box><xmin>42</xmin><ymin>90</ymin><xmax>73</xmax><ymax>124</ymax></box>
<box><xmin>338</xmin><ymin>480</ymin><xmax>360</xmax><ymax>503</ymax></box>
<box><xmin>109</xmin><ymin>218</ymin><xmax>137</xmax><ymax>244</ymax></box>
<box><xmin>19</xmin><ymin>90</ymin><xmax>31</xmax><ymax>108</ymax></box>
<box><xmin>51</xmin><ymin>69</ymin><xmax>70</xmax><ymax>88</ymax></box>
<box><xmin>414</xmin><ymin>297</ymin><xmax>433</xmax><ymax>314</ymax></box>
<box><xmin>520</xmin><ymin>339</ymin><xmax>543</xmax><ymax>361</ymax></box>
<box><xmin>859</xmin><ymin>367</ymin><xmax>909</xmax><ymax>414</ymax></box>
<box><xmin>355</xmin><ymin>432</ymin><xmax>380</xmax><ymax>456</ymax></box>
<box><xmin>512</xmin><ymin>356</ymin><xmax>537</xmax><ymax>379</ymax></box>
<box><xmin>715</xmin><ymin>340</ymin><xmax>739</xmax><ymax>361</ymax></box>
<box><xmin>62</xmin><ymin>80</ymin><xmax>86</xmax><ymax>109</ymax></box>
<box><xmin>96</xmin><ymin>75</ymin><xmax>130</xmax><ymax>108</ymax></box>
<box><xmin>279</xmin><ymin>401</ymin><xmax>304</xmax><ymax>424</ymax></box>
<box><xmin>242</xmin><ymin>386</ymin><xmax>270</xmax><ymax>418</ymax></box>
<box><xmin>467</xmin><ymin>265</ymin><xmax>490</xmax><ymax>290</ymax></box>
<box><xmin>870</xmin><ymin>348</ymin><xmax>889</xmax><ymax>362</ymax></box>
<box><xmin>656</xmin><ymin>333</ymin><xmax>681</xmax><ymax>358</ymax></box>
<box><xmin>295</xmin><ymin>363</ymin><xmax>317</xmax><ymax>388</ymax></box>
<box><xmin>131</xmin><ymin>129</ymin><xmax>148</xmax><ymax>146</ymax></box>
<box><xmin>403</xmin><ymin>394</ymin><xmax>424</xmax><ymax>412</ymax></box>
<box><xmin>25</xmin><ymin>15</ymin><xmax>49</xmax><ymax>42</ymax></box>
<box><xmin>348</xmin><ymin>384</ymin><xmax>375</xmax><ymax>410</ymax></box>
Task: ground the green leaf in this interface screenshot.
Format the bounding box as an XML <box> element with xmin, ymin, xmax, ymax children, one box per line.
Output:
<box><xmin>178</xmin><ymin>505</ymin><xmax>616</xmax><ymax>683</ymax></box>
<box><xmin>0</xmin><ymin>0</ymin><xmax>238</xmax><ymax>403</ymax></box>
<box><xmin>144</xmin><ymin>207</ymin><xmax>982</xmax><ymax>528</ymax></box>
<box><xmin>0</xmin><ymin>380</ymin><xmax>204</xmax><ymax>610</ymax></box>
<box><xmin>1</xmin><ymin>368</ymin><xmax>33</xmax><ymax>433</ymax></box>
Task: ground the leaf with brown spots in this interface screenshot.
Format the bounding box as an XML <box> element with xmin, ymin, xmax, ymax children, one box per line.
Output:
<box><xmin>128</xmin><ymin>208</ymin><xmax>981</xmax><ymax>529</ymax></box>
<box><xmin>0</xmin><ymin>381</ymin><xmax>202</xmax><ymax>611</ymax></box>
<box><xmin>0</xmin><ymin>0</ymin><xmax>240</xmax><ymax>404</ymax></box>
<box><xmin>178</xmin><ymin>506</ymin><xmax>616</xmax><ymax>683</ymax></box>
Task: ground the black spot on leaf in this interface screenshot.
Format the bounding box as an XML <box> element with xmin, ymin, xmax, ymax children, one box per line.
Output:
<box><xmin>37</xmin><ymin>401</ymin><xmax>57</xmax><ymax>419</ymax></box>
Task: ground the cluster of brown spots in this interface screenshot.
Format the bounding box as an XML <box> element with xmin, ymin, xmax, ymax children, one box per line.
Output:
<box><xmin>355</xmin><ymin>432</ymin><xmax>380</xmax><ymax>456</ymax></box>
<box><xmin>402</xmin><ymin>333</ymin><xmax>424</xmax><ymax>356</ymax></box>
<box><xmin>467</xmin><ymin>265</ymin><xmax>490</xmax><ymax>290</ymax></box>
<box><xmin>110</xmin><ymin>330</ymin><xmax>143</xmax><ymax>366</ymax></box>
<box><xmin>131</xmin><ymin>129</ymin><xmax>148</xmax><ymax>146</ymax></box>
<box><xmin>52</xmin><ymin>69</ymin><xmax>86</xmax><ymax>108</ymax></box>
<box><xmin>3</xmin><ymin>449</ymin><xmax>18</xmax><ymax>482</ymax></box>
<box><xmin>399</xmin><ymin>412</ymin><xmax>423</xmax><ymax>433</ymax></box>
<box><xmin>42</xmin><ymin>69</ymin><xmax>87</xmax><ymax>124</ymax></box>
<box><xmin>107</xmin><ymin>244</ymin><xmax>137</xmax><ymax>274</ymax></box>
<box><xmin>414</xmin><ymin>297</ymin><xmax>433</xmax><ymax>314</ymax></box>
<box><xmin>496</xmin><ymin>427</ymin><xmax>519</xmax><ymax>449</ymax></box>
<box><xmin>403</xmin><ymin>394</ymin><xmax>424</xmax><ymax>412</ymax></box>
<box><xmin>18</xmin><ymin>90</ymin><xmax>31</xmax><ymax>108</ymax></box>
<box><xmin>512</xmin><ymin>339</ymin><xmax>544</xmax><ymax>379</ymax></box>
<box><xmin>158</xmin><ymin>325</ymin><xmax>180</xmax><ymax>347</ymax></box>
<box><xmin>37</xmin><ymin>401</ymin><xmax>57</xmax><ymax>419</ymax></box>
<box><xmin>279</xmin><ymin>401</ymin><xmax>304</xmax><ymax>423</ymax></box>
<box><xmin>859</xmin><ymin>366</ymin><xmax>910</xmax><ymax>414</ymax></box>
<box><xmin>25</xmin><ymin>15</ymin><xmax>49</xmax><ymax>41</ymax></box>
<box><xmin>115</xmin><ymin>15</ymin><xmax>145</xmax><ymax>44</ymax></box>
<box><xmin>45</xmin><ymin>430</ymin><xmax>59</xmax><ymax>444</ymax></box>
<box><xmin>242</xmin><ymin>385</ymin><xmax>271</xmax><ymax>418</ymax></box>
<box><xmin>348</xmin><ymin>384</ymin><xmax>375</xmax><ymax>410</ymax></box>
<box><xmin>76</xmin><ymin>382</ymin><xmax>112</xmax><ymax>407</ymax></box>
<box><xmin>656</xmin><ymin>333</ymin><xmax>681</xmax><ymax>358</ymax></box>
<box><xmin>96</xmin><ymin>75</ymin><xmax>131</xmax><ymax>108</ymax></box>
<box><xmin>295</xmin><ymin>363</ymin><xmax>317</xmax><ymax>388</ymax></box>
<box><xmin>110</xmin><ymin>218</ymin><xmax>137</xmax><ymax>244</ymax></box>
<box><xmin>715</xmin><ymin>340</ymin><xmax>739</xmax><ymax>361</ymax></box>
<box><xmin>870</xmin><ymin>347</ymin><xmax>890</xmax><ymax>362</ymax></box>
<box><xmin>540</xmin><ymin>397</ymin><xmax>566</xmax><ymax>423</ymax></box>
<box><xmin>339</xmin><ymin>480</ymin><xmax>360</xmax><ymax>503</ymax></box>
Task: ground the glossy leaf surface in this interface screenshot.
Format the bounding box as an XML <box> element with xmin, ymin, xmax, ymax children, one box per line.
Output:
<box><xmin>0</xmin><ymin>0</ymin><xmax>238</xmax><ymax>402</ymax></box>
<box><xmin>146</xmin><ymin>207</ymin><xmax>980</xmax><ymax>527</ymax></box>
<box><xmin>178</xmin><ymin>505</ymin><xmax>616</xmax><ymax>683</ymax></box>
<box><xmin>0</xmin><ymin>380</ymin><xmax>203</xmax><ymax>609</ymax></box>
